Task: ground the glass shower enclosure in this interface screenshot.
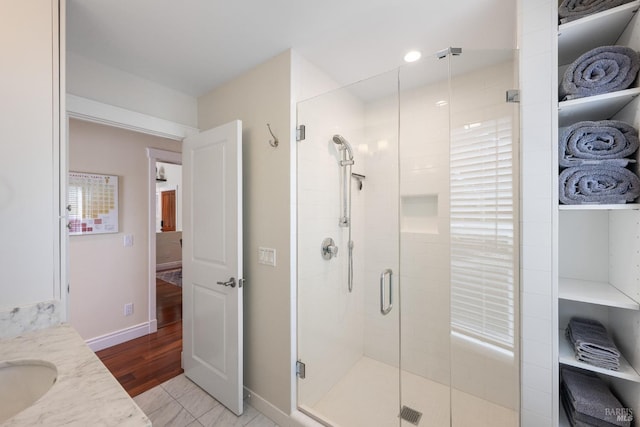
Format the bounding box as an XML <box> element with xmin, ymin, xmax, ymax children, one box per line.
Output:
<box><xmin>296</xmin><ymin>49</ymin><xmax>520</xmax><ymax>427</ymax></box>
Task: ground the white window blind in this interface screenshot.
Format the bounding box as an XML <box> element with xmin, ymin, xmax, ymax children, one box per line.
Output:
<box><xmin>450</xmin><ymin>117</ymin><xmax>515</xmax><ymax>351</ymax></box>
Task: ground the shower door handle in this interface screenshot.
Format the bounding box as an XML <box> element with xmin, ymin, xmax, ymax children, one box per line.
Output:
<box><xmin>380</xmin><ymin>269</ymin><xmax>393</xmax><ymax>315</ymax></box>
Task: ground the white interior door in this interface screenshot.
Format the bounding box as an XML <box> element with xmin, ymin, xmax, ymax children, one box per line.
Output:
<box><xmin>182</xmin><ymin>120</ymin><xmax>243</xmax><ymax>415</ymax></box>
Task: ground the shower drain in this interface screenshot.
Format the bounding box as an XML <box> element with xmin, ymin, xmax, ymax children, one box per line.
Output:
<box><xmin>399</xmin><ymin>405</ymin><xmax>423</xmax><ymax>425</ymax></box>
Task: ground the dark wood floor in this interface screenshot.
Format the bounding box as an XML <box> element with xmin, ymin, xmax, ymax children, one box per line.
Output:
<box><xmin>157</xmin><ymin>279</ymin><xmax>182</xmax><ymax>328</ymax></box>
<box><xmin>96</xmin><ymin>277</ymin><xmax>183</xmax><ymax>397</ymax></box>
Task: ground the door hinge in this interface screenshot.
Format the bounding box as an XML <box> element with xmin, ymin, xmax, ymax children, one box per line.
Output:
<box><xmin>296</xmin><ymin>125</ymin><xmax>306</xmax><ymax>142</ymax></box>
<box><xmin>296</xmin><ymin>360</ymin><xmax>306</xmax><ymax>379</ymax></box>
<box><xmin>506</xmin><ymin>89</ymin><xmax>520</xmax><ymax>103</ymax></box>
<box><xmin>436</xmin><ymin>47</ymin><xmax>462</xmax><ymax>59</ymax></box>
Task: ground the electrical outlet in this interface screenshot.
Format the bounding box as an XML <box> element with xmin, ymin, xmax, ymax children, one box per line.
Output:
<box><xmin>124</xmin><ymin>303</ymin><xmax>134</xmax><ymax>316</ymax></box>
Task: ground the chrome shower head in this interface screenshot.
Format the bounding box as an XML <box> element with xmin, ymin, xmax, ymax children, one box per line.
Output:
<box><xmin>332</xmin><ymin>134</ymin><xmax>354</xmax><ymax>161</ymax></box>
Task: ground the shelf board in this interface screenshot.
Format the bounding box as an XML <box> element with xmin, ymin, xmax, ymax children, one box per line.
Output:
<box><xmin>558</xmin><ymin>1</ymin><xmax>640</xmax><ymax>65</ymax></box>
<box><xmin>559</xmin><ymin>277</ymin><xmax>640</xmax><ymax>309</ymax></box>
<box><xmin>559</xmin><ymin>203</ymin><xmax>640</xmax><ymax>210</ymax></box>
<box><xmin>558</xmin><ymin>87</ymin><xmax>640</xmax><ymax>126</ymax></box>
<box><xmin>559</xmin><ymin>330</ymin><xmax>640</xmax><ymax>382</ymax></box>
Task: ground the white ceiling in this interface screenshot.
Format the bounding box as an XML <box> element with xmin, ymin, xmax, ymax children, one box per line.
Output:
<box><xmin>66</xmin><ymin>0</ymin><xmax>517</xmax><ymax>97</ymax></box>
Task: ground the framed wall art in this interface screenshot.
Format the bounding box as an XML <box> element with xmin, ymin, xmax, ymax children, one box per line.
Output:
<box><xmin>68</xmin><ymin>172</ymin><xmax>119</xmax><ymax>235</ymax></box>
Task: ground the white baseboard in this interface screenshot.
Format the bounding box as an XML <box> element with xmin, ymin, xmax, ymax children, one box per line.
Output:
<box><xmin>244</xmin><ymin>388</ymin><xmax>324</xmax><ymax>427</ymax></box>
<box><xmin>156</xmin><ymin>261</ymin><xmax>182</xmax><ymax>271</ymax></box>
<box><xmin>86</xmin><ymin>322</ymin><xmax>152</xmax><ymax>352</ymax></box>
<box><xmin>149</xmin><ymin>318</ymin><xmax>158</xmax><ymax>334</ymax></box>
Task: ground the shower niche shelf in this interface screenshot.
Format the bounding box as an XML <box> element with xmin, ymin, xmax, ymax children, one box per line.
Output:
<box><xmin>400</xmin><ymin>194</ymin><xmax>438</xmax><ymax>234</ymax></box>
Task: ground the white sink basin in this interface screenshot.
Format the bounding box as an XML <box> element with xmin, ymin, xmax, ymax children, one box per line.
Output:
<box><xmin>0</xmin><ymin>360</ymin><xmax>57</xmax><ymax>423</ymax></box>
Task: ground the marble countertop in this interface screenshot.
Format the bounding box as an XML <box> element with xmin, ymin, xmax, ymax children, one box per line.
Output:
<box><xmin>0</xmin><ymin>324</ymin><xmax>151</xmax><ymax>426</ymax></box>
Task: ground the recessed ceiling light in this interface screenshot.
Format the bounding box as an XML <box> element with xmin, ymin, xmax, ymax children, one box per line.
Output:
<box><xmin>404</xmin><ymin>50</ymin><xmax>422</xmax><ymax>63</ymax></box>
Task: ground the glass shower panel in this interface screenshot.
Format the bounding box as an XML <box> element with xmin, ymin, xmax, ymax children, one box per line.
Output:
<box><xmin>447</xmin><ymin>49</ymin><xmax>520</xmax><ymax>427</ymax></box>
<box><xmin>297</xmin><ymin>48</ymin><xmax>520</xmax><ymax>427</ymax></box>
<box><xmin>296</xmin><ymin>69</ymin><xmax>401</xmax><ymax>427</ymax></box>
<box><xmin>396</xmin><ymin>55</ymin><xmax>452</xmax><ymax>427</ymax></box>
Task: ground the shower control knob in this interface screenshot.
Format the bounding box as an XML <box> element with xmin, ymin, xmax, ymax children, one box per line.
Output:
<box><xmin>321</xmin><ymin>237</ymin><xmax>338</xmax><ymax>260</ymax></box>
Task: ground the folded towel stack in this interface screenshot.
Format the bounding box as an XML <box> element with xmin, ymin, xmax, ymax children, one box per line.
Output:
<box><xmin>561</xmin><ymin>367</ymin><xmax>632</xmax><ymax>427</ymax></box>
<box><xmin>560</xmin><ymin>45</ymin><xmax>640</xmax><ymax>101</ymax></box>
<box><xmin>558</xmin><ymin>120</ymin><xmax>640</xmax><ymax>204</ymax></box>
<box><xmin>559</xmin><ymin>165</ymin><xmax>640</xmax><ymax>204</ymax></box>
<box><xmin>560</xmin><ymin>121</ymin><xmax>639</xmax><ymax>167</ymax></box>
<box><xmin>566</xmin><ymin>317</ymin><xmax>621</xmax><ymax>370</ymax></box>
<box><xmin>559</xmin><ymin>0</ymin><xmax>636</xmax><ymax>24</ymax></box>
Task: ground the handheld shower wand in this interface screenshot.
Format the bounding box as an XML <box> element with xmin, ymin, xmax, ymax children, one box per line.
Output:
<box><xmin>333</xmin><ymin>134</ymin><xmax>355</xmax><ymax>292</ymax></box>
<box><xmin>333</xmin><ymin>134</ymin><xmax>354</xmax><ymax>164</ymax></box>
<box><xmin>333</xmin><ymin>134</ymin><xmax>354</xmax><ymax>227</ymax></box>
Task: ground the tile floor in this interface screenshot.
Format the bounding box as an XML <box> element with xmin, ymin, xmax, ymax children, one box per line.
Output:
<box><xmin>133</xmin><ymin>374</ymin><xmax>278</xmax><ymax>427</ymax></box>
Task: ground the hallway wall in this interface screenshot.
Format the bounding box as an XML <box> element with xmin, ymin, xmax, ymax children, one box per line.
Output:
<box><xmin>68</xmin><ymin>119</ymin><xmax>180</xmax><ymax>341</ymax></box>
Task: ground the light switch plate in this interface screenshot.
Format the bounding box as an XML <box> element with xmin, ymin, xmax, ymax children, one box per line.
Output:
<box><xmin>124</xmin><ymin>234</ymin><xmax>134</xmax><ymax>247</ymax></box>
<box><xmin>258</xmin><ymin>247</ymin><xmax>276</xmax><ymax>266</ymax></box>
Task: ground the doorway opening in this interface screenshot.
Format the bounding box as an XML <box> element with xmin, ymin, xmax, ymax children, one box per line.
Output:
<box><xmin>154</xmin><ymin>160</ymin><xmax>183</xmax><ymax>328</ymax></box>
<box><xmin>147</xmin><ymin>150</ymin><xmax>182</xmax><ymax>333</ymax></box>
<box><xmin>96</xmin><ymin>148</ymin><xmax>185</xmax><ymax>398</ymax></box>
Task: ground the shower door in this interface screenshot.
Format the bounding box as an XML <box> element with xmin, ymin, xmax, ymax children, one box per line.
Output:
<box><xmin>447</xmin><ymin>50</ymin><xmax>520</xmax><ymax>426</ymax></box>
<box><xmin>296</xmin><ymin>48</ymin><xmax>519</xmax><ymax>427</ymax></box>
<box><xmin>397</xmin><ymin>49</ymin><xmax>520</xmax><ymax>427</ymax></box>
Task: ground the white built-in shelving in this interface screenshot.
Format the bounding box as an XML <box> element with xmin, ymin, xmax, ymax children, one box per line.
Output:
<box><xmin>555</xmin><ymin>2</ymin><xmax>640</xmax><ymax>425</ymax></box>
<box><xmin>558</xmin><ymin>203</ymin><xmax>640</xmax><ymax>210</ymax></box>
<box><xmin>558</xmin><ymin>87</ymin><xmax>640</xmax><ymax>126</ymax></box>
<box><xmin>558</xmin><ymin>277</ymin><xmax>640</xmax><ymax>310</ymax></box>
<box><xmin>558</xmin><ymin>0</ymin><xmax>640</xmax><ymax>65</ymax></box>
<box><xmin>558</xmin><ymin>331</ymin><xmax>640</xmax><ymax>382</ymax></box>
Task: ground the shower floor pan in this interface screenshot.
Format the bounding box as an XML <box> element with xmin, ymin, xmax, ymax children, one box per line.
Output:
<box><xmin>301</xmin><ymin>356</ymin><xmax>517</xmax><ymax>427</ymax></box>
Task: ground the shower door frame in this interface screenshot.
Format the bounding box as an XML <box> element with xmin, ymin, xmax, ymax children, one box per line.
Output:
<box><xmin>294</xmin><ymin>48</ymin><xmax>521</xmax><ymax>427</ymax></box>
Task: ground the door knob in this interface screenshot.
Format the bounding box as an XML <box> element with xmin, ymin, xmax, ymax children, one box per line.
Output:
<box><xmin>216</xmin><ymin>277</ymin><xmax>236</xmax><ymax>288</ymax></box>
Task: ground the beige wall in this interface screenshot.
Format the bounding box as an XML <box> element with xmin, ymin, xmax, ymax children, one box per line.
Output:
<box><xmin>156</xmin><ymin>231</ymin><xmax>182</xmax><ymax>269</ymax></box>
<box><xmin>68</xmin><ymin>119</ymin><xmax>181</xmax><ymax>340</ymax></box>
<box><xmin>198</xmin><ymin>50</ymin><xmax>292</xmax><ymax>413</ymax></box>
